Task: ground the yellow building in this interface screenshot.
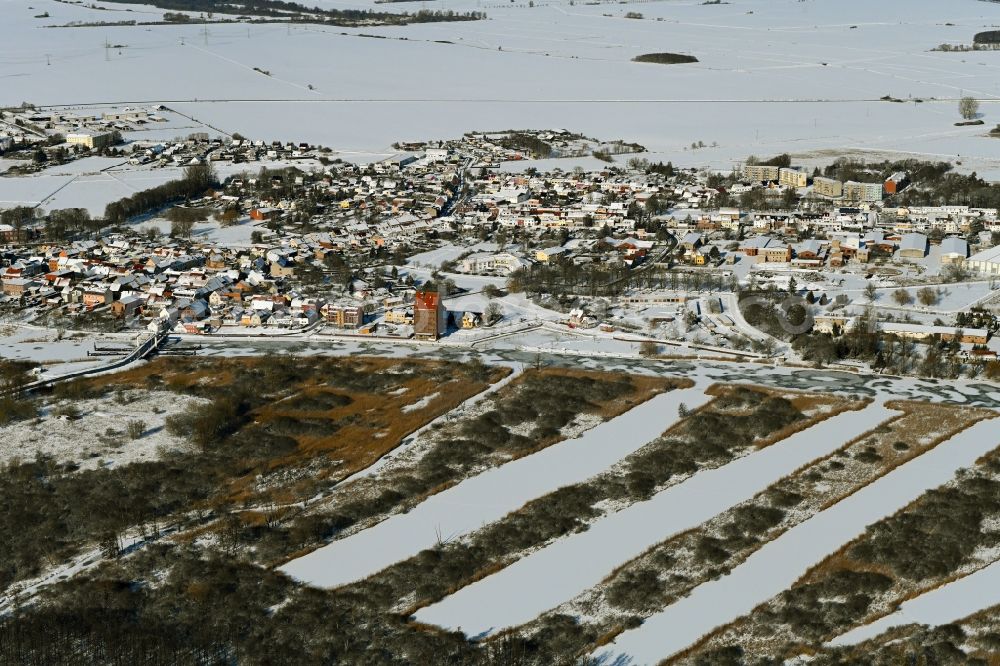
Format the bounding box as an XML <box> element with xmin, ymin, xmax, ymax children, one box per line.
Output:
<box><xmin>778</xmin><ymin>167</ymin><xmax>807</xmax><ymax>188</ymax></box>
<box><xmin>813</xmin><ymin>177</ymin><xmax>843</xmax><ymax>198</ymax></box>
<box><xmin>66</xmin><ymin>131</ymin><xmax>114</xmax><ymax>150</ymax></box>
<box><xmin>743</xmin><ymin>164</ymin><xmax>780</xmax><ymax>182</ymax></box>
<box><xmin>535</xmin><ymin>246</ymin><xmax>568</xmax><ymax>263</ymax></box>
<box><xmin>384</xmin><ymin>308</ymin><xmax>413</xmax><ymax>325</ymax></box>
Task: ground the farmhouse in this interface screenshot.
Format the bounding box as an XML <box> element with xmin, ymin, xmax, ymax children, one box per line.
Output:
<box><xmin>1</xmin><ymin>277</ymin><xmax>35</xmax><ymax>296</ymax></box>
<box><xmin>110</xmin><ymin>294</ymin><xmax>144</xmax><ymax>318</ymax></box>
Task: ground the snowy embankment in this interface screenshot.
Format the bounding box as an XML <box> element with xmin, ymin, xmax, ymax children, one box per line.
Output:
<box><xmin>415</xmin><ymin>402</ymin><xmax>896</xmax><ymax>636</ymax></box>
<box><xmin>594</xmin><ymin>417</ymin><xmax>1000</xmax><ymax>665</ymax></box>
<box><xmin>829</xmin><ymin>559</ymin><xmax>1000</xmax><ymax>647</ymax></box>
<box><xmin>278</xmin><ymin>384</ymin><xmax>711</xmax><ymax>588</ymax></box>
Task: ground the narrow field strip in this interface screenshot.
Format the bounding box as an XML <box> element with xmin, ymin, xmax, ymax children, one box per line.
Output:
<box><xmin>515</xmin><ymin>401</ymin><xmax>994</xmax><ymax>658</ymax></box>
<box><xmin>279</xmin><ymin>385</ymin><xmax>712</xmax><ymax>588</ymax></box>
<box><xmin>829</xmin><ymin>559</ymin><xmax>1000</xmax><ymax>647</ymax></box>
<box><xmin>336</xmin><ymin>385</ymin><xmax>853</xmax><ymax>622</ymax></box>
<box><xmin>415</xmin><ymin>402</ymin><xmax>897</xmax><ymax>636</ymax></box>
<box><xmin>595</xmin><ymin>417</ymin><xmax>1000</xmax><ymax>666</ymax></box>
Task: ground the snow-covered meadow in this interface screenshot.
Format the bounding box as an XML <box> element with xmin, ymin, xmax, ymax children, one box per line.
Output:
<box><xmin>3</xmin><ymin>0</ymin><xmax>1000</xmax><ymax>175</ymax></box>
<box><xmin>0</xmin><ymin>389</ymin><xmax>207</xmax><ymax>470</ymax></box>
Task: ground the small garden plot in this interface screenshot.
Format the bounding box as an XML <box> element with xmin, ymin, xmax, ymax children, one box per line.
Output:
<box><xmin>532</xmin><ymin>400</ymin><xmax>993</xmax><ymax>659</ymax></box>
<box><xmin>679</xmin><ymin>429</ymin><xmax>1000</xmax><ymax>665</ymax></box>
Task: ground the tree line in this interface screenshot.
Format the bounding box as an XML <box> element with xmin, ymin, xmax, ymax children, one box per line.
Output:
<box><xmin>100</xmin><ymin>0</ymin><xmax>484</xmax><ymax>24</ymax></box>
<box><xmin>103</xmin><ymin>164</ymin><xmax>218</xmax><ymax>226</ymax></box>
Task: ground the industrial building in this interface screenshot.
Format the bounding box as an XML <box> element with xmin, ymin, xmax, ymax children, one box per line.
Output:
<box><xmin>965</xmin><ymin>245</ymin><xmax>1000</xmax><ymax>274</ymax></box>
<box><xmin>898</xmin><ymin>233</ymin><xmax>929</xmax><ymax>259</ymax></box>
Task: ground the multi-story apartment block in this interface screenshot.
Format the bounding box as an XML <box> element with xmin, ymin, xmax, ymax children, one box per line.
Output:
<box><xmin>844</xmin><ymin>181</ymin><xmax>884</xmax><ymax>203</ymax></box>
<box><xmin>813</xmin><ymin>176</ymin><xmax>843</xmax><ymax>198</ymax></box>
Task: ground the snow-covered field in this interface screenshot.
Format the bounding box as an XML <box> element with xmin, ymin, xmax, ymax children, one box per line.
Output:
<box><xmin>0</xmin><ymin>389</ymin><xmax>207</xmax><ymax>470</ymax></box>
<box><xmin>415</xmin><ymin>401</ymin><xmax>896</xmax><ymax>635</ymax></box>
<box><xmin>594</xmin><ymin>417</ymin><xmax>1000</xmax><ymax>665</ymax></box>
<box><xmin>279</xmin><ymin>384</ymin><xmax>711</xmax><ymax>587</ymax></box>
<box><xmin>0</xmin><ymin>155</ymin><xmax>325</xmax><ymax>217</ymax></box>
<box><xmin>3</xmin><ymin>0</ymin><xmax>1000</xmax><ymax>177</ymax></box>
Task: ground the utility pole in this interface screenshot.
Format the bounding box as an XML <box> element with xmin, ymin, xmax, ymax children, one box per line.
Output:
<box><xmin>104</xmin><ymin>37</ymin><xmax>110</xmax><ymax>61</ymax></box>
<box><xmin>202</xmin><ymin>26</ymin><xmax>209</xmax><ymax>45</ymax></box>
<box><xmin>45</xmin><ymin>54</ymin><xmax>51</xmax><ymax>66</ymax></box>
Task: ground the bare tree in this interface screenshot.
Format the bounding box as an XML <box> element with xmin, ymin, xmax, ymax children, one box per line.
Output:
<box><xmin>484</xmin><ymin>301</ymin><xmax>503</xmax><ymax>325</ymax></box>
<box><xmin>960</xmin><ymin>96</ymin><xmax>980</xmax><ymax>121</ymax></box>
<box><xmin>917</xmin><ymin>286</ymin><xmax>940</xmax><ymax>307</ymax></box>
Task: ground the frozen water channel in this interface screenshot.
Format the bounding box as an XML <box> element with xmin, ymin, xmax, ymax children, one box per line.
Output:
<box><xmin>279</xmin><ymin>384</ymin><xmax>711</xmax><ymax>587</ymax></box>
<box><xmin>415</xmin><ymin>402</ymin><xmax>896</xmax><ymax>635</ymax></box>
<box><xmin>830</xmin><ymin>559</ymin><xmax>1000</xmax><ymax>647</ymax></box>
<box><xmin>593</xmin><ymin>418</ymin><xmax>1000</xmax><ymax>665</ymax></box>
